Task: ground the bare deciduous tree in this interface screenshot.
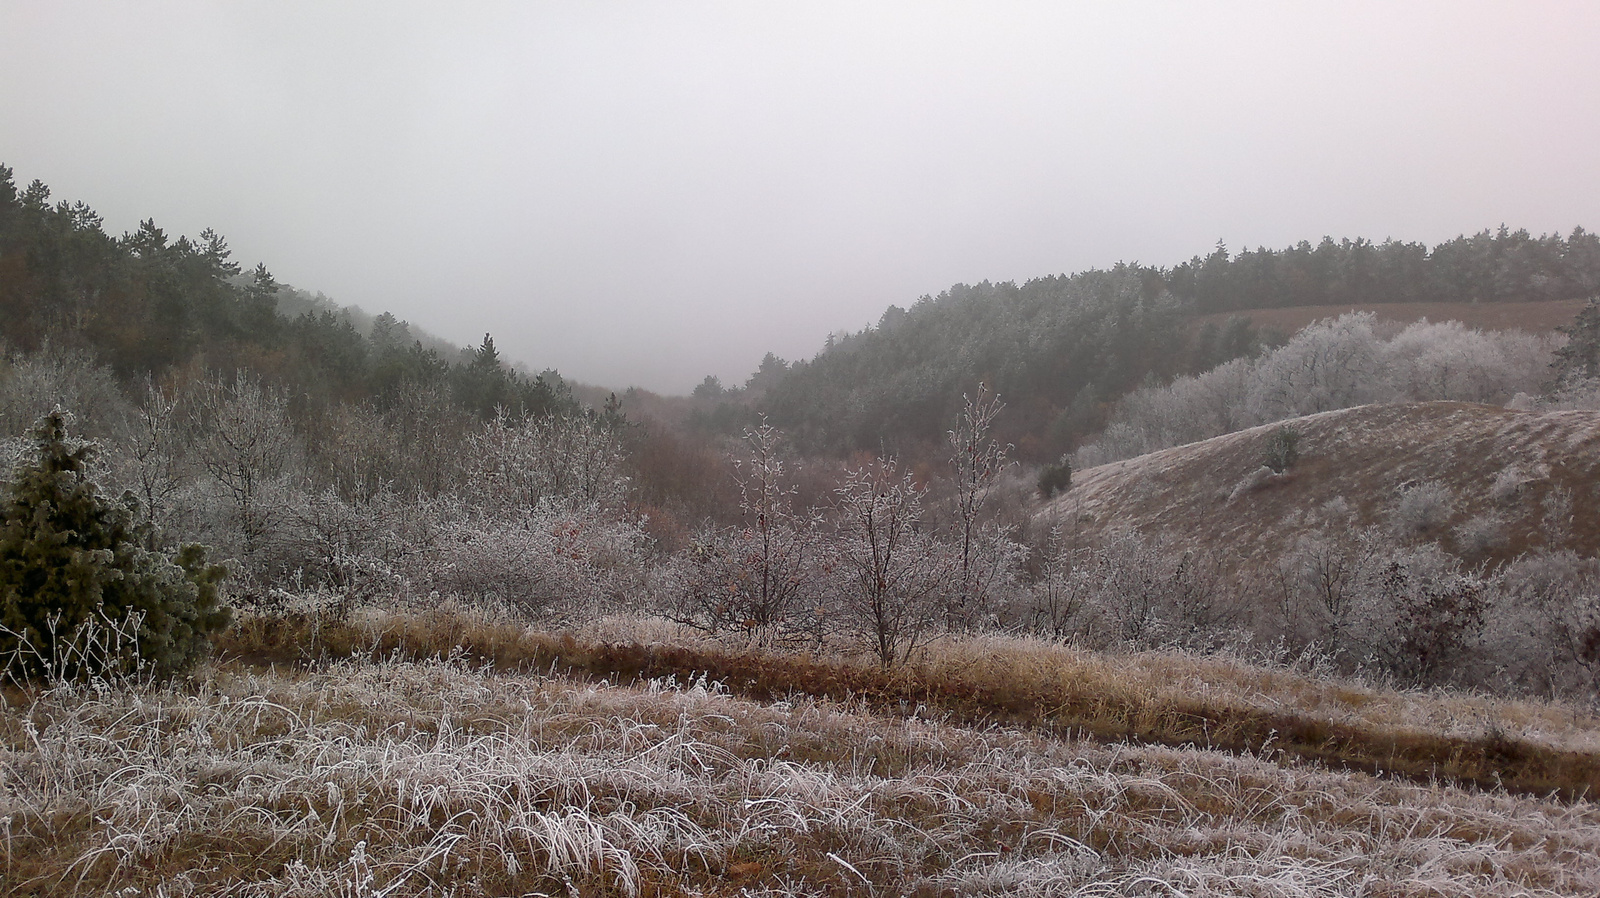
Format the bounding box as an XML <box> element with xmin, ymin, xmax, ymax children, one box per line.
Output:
<box><xmin>946</xmin><ymin>383</ymin><xmax>1013</xmax><ymax>628</ymax></box>
<box><xmin>831</xmin><ymin>457</ymin><xmax>953</xmax><ymax>667</ymax></box>
<box><xmin>467</xmin><ymin>407</ymin><xmax>629</xmax><ymax>512</ymax></box>
<box><xmin>122</xmin><ymin>377</ymin><xmax>192</xmax><ymax>527</ymax></box>
<box><xmin>192</xmin><ymin>373</ymin><xmax>301</xmax><ymax>557</ymax></box>
<box><xmin>668</xmin><ymin>420</ymin><xmax>819</xmax><ymax>646</ymax></box>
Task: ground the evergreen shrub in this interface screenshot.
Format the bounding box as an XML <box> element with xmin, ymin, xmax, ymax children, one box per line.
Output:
<box><xmin>0</xmin><ymin>411</ymin><xmax>229</xmax><ymax>680</ymax></box>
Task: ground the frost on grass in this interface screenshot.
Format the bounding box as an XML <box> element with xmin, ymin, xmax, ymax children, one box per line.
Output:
<box><xmin>3</xmin><ymin>658</ymin><xmax>1600</xmax><ymax>896</ymax></box>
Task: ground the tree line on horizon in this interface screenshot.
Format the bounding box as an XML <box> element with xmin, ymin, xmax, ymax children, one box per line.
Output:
<box><xmin>698</xmin><ymin>227</ymin><xmax>1600</xmax><ymax>463</ymax></box>
<box><xmin>0</xmin><ymin>165</ymin><xmax>573</xmax><ymax>424</ymax></box>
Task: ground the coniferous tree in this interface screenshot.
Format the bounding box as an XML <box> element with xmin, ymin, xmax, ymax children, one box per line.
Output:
<box><xmin>1551</xmin><ymin>296</ymin><xmax>1600</xmax><ymax>387</ymax></box>
<box><xmin>0</xmin><ymin>411</ymin><xmax>229</xmax><ymax>680</ymax></box>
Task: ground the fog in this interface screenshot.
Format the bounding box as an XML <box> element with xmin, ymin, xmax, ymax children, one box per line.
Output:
<box><xmin>3</xmin><ymin>1</ymin><xmax>1598</xmax><ymax>393</ymax></box>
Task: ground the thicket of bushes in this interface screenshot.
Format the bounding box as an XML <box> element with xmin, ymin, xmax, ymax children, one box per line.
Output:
<box><xmin>1073</xmin><ymin>312</ymin><xmax>1558</xmax><ymax>467</ymax></box>
<box><xmin>7</xmin><ymin>164</ymin><xmax>1600</xmax><ymax>698</ymax></box>
<box><xmin>9</xmin><ymin>329</ymin><xmax>1600</xmax><ymax>701</ymax></box>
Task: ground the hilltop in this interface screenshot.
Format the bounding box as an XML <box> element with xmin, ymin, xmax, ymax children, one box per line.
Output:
<box><xmin>1049</xmin><ymin>401</ymin><xmax>1600</xmax><ymax>575</ymax></box>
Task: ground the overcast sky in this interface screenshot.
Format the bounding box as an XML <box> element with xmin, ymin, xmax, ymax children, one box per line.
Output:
<box><xmin>4</xmin><ymin>2</ymin><xmax>1598</xmax><ymax>392</ymax></box>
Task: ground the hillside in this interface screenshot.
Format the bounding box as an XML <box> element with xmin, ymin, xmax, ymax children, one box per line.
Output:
<box><xmin>1049</xmin><ymin>401</ymin><xmax>1600</xmax><ymax>575</ymax></box>
<box><xmin>728</xmin><ymin>229</ymin><xmax>1600</xmax><ymax>461</ymax></box>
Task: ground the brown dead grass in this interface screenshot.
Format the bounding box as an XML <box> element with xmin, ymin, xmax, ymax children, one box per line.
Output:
<box><xmin>8</xmin><ymin>618</ymin><xmax>1600</xmax><ymax>896</ymax></box>
<box><xmin>1052</xmin><ymin>401</ymin><xmax>1600</xmax><ymax>574</ymax></box>
<box><xmin>216</xmin><ymin>609</ymin><xmax>1600</xmax><ymax>804</ymax></box>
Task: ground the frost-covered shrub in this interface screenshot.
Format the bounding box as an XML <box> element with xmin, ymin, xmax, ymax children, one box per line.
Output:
<box><xmin>464</xmin><ymin>407</ymin><xmax>629</xmax><ymax>512</ymax></box>
<box><xmin>1035</xmin><ymin>529</ymin><xmax>1237</xmax><ymax>651</ymax></box>
<box><xmin>409</xmin><ymin>498</ymin><xmax>650</xmax><ymax>624</ymax></box>
<box><xmin>0</xmin><ymin>345</ymin><xmax>134</xmax><ymax>442</ymax></box>
<box><xmin>280</xmin><ymin>488</ymin><xmax>414</xmax><ymax>616</ymax></box>
<box><xmin>1389</xmin><ymin>480</ymin><xmax>1456</xmax><ymax>538</ymax></box>
<box><xmin>1488</xmin><ymin>465</ymin><xmax>1530</xmax><ymax>504</ymax></box>
<box><xmin>1542</xmin><ymin>485</ymin><xmax>1575</xmax><ymax>548</ymax></box>
<box><xmin>1453</xmin><ymin>512</ymin><xmax>1509</xmax><ymax>555</ymax></box>
<box><xmin>1484</xmin><ymin>550</ymin><xmax>1600</xmax><ymax>698</ymax></box>
<box><xmin>1343</xmin><ymin>543</ymin><xmax>1488</xmax><ymax>688</ymax></box>
<box><xmin>1537</xmin><ymin>375</ymin><xmax>1600</xmax><ymax>410</ymax></box>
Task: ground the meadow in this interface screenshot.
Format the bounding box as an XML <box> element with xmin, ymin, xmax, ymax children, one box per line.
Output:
<box><xmin>6</xmin><ymin>607</ymin><xmax>1600</xmax><ymax>897</ymax></box>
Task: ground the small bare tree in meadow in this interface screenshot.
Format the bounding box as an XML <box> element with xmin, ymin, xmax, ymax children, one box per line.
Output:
<box><xmin>726</xmin><ymin>419</ymin><xmax>818</xmax><ymax>643</ymax></box>
<box><xmin>946</xmin><ymin>383</ymin><xmax>1013</xmax><ymax>629</ymax></box>
<box><xmin>1274</xmin><ymin>524</ymin><xmax>1382</xmax><ymax>655</ymax></box>
<box><xmin>831</xmin><ymin>456</ymin><xmax>953</xmax><ymax>667</ymax></box>
<box><xmin>669</xmin><ymin>420</ymin><xmax>820</xmax><ymax>645</ymax></box>
<box><xmin>1032</xmin><ymin>522</ymin><xmax>1091</xmax><ymax>639</ymax></box>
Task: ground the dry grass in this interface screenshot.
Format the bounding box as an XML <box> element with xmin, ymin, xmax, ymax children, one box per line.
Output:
<box><xmin>6</xmin><ymin>629</ymin><xmax>1600</xmax><ymax>896</ymax></box>
<box><xmin>211</xmin><ymin>609</ymin><xmax>1600</xmax><ymax>802</ymax></box>
<box><xmin>1052</xmin><ymin>402</ymin><xmax>1600</xmax><ymax>574</ymax></box>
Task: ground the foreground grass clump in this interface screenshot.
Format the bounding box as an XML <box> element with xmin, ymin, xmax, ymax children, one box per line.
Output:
<box><xmin>5</xmin><ymin>645</ymin><xmax>1600</xmax><ymax>897</ymax></box>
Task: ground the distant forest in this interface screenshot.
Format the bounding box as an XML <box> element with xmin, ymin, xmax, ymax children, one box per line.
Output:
<box><xmin>5</xmin><ymin>161</ymin><xmax>1598</xmax><ymax>469</ymax></box>
<box><xmin>696</xmin><ymin>229</ymin><xmax>1600</xmax><ymax>461</ymax></box>
<box><xmin>0</xmin><ymin>165</ymin><xmax>574</xmax><ymax>423</ymax></box>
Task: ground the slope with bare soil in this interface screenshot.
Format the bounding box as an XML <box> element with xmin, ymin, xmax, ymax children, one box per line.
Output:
<box><xmin>1048</xmin><ymin>401</ymin><xmax>1600</xmax><ymax>573</ymax></box>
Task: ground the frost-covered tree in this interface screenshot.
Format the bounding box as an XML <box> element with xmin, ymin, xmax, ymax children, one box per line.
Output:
<box><xmin>1075</xmin><ymin>313</ymin><xmax>1559</xmax><ymax>467</ymax></box>
<box><xmin>466</xmin><ymin>406</ymin><xmax>629</xmax><ymax>512</ymax></box>
<box><xmin>946</xmin><ymin>384</ymin><xmax>1014</xmax><ymax>628</ymax></box>
<box><xmin>1246</xmin><ymin>313</ymin><xmax>1382</xmax><ymax>419</ymax></box>
<box><xmin>830</xmin><ymin>457</ymin><xmax>953</xmax><ymax>667</ymax></box>
<box><xmin>0</xmin><ymin>411</ymin><xmax>228</xmax><ymax>680</ymax></box>
<box><xmin>191</xmin><ymin>373</ymin><xmax>302</xmax><ymax>558</ymax></box>
<box><xmin>1029</xmin><ymin>522</ymin><xmax>1091</xmax><ymax>639</ymax></box>
<box><xmin>1274</xmin><ymin>523</ymin><xmax>1381</xmax><ymax>654</ymax></box>
<box><xmin>120</xmin><ymin>378</ymin><xmax>192</xmax><ymax>527</ymax></box>
<box><xmin>668</xmin><ymin>420</ymin><xmax>821</xmax><ymax>645</ymax></box>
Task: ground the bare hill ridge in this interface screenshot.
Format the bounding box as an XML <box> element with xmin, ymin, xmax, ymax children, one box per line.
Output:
<box><xmin>1048</xmin><ymin>401</ymin><xmax>1600</xmax><ymax>573</ymax></box>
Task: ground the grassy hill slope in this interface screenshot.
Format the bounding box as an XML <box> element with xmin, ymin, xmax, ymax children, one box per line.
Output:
<box><xmin>7</xmin><ymin>610</ymin><xmax>1600</xmax><ymax>896</ymax></box>
<box><xmin>1049</xmin><ymin>401</ymin><xmax>1600</xmax><ymax>574</ymax></box>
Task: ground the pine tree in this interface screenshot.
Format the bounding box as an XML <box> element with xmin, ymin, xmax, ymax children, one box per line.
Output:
<box><xmin>1551</xmin><ymin>296</ymin><xmax>1600</xmax><ymax>388</ymax></box>
<box><xmin>0</xmin><ymin>410</ymin><xmax>229</xmax><ymax>680</ymax></box>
